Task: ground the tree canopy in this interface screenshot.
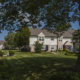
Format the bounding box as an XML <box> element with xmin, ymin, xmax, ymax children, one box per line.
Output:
<box><xmin>14</xmin><ymin>27</ymin><xmax>30</xmax><ymax>48</ymax></box>
<box><xmin>0</xmin><ymin>0</ymin><xmax>80</xmax><ymax>32</ymax></box>
<box><xmin>4</xmin><ymin>33</ymin><xmax>16</xmax><ymax>49</ymax></box>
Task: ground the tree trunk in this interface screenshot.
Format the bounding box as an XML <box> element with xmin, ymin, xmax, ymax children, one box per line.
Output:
<box><xmin>75</xmin><ymin>45</ymin><xmax>80</xmax><ymax>71</ymax></box>
<box><xmin>75</xmin><ymin>54</ymin><xmax>80</xmax><ymax>71</ymax></box>
<box><xmin>57</xmin><ymin>35</ymin><xmax>59</xmax><ymax>51</ymax></box>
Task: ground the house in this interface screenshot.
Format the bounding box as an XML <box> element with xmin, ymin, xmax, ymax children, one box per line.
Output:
<box><xmin>29</xmin><ymin>28</ymin><xmax>74</xmax><ymax>52</ymax></box>
<box><xmin>0</xmin><ymin>40</ymin><xmax>4</xmax><ymax>50</ymax></box>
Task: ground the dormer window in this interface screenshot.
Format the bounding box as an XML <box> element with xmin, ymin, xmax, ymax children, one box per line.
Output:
<box><xmin>39</xmin><ymin>37</ymin><xmax>44</xmax><ymax>41</ymax></box>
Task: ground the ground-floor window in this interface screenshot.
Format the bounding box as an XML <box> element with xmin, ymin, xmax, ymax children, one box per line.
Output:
<box><xmin>58</xmin><ymin>46</ymin><xmax>63</xmax><ymax>49</ymax></box>
<box><xmin>51</xmin><ymin>45</ymin><xmax>54</xmax><ymax>50</ymax></box>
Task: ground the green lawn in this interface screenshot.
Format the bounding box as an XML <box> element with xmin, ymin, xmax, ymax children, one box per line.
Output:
<box><xmin>0</xmin><ymin>51</ymin><xmax>79</xmax><ymax>80</ymax></box>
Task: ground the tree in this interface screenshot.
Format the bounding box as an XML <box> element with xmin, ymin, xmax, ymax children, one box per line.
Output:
<box><xmin>15</xmin><ymin>27</ymin><xmax>30</xmax><ymax>50</ymax></box>
<box><xmin>73</xmin><ymin>29</ymin><xmax>80</xmax><ymax>70</ymax></box>
<box><xmin>4</xmin><ymin>33</ymin><xmax>16</xmax><ymax>49</ymax></box>
<box><xmin>0</xmin><ymin>0</ymin><xmax>80</xmax><ymax>70</ymax></box>
<box><xmin>34</xmin><ymin>41</ymin><xmax>43</xmax><ymax>53</ymax></box>
<box><xmin>0</xmin><ymin>0</ymin><xmax>79</xmax><ymax>32</ymax></box>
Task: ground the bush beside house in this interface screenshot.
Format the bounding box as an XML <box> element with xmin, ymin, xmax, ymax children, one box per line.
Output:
<box><xmin>34</xmin><ymin>41</ymin><xmax>43</xmax><ymax>53</ymax></box>
<box><xmin>9</xmin><ymin>50</ymin><xmax>15</xmax><ymax>56</ymax></box>
<box><xmin>0</xmin><ymin>50</ymin><xmax>4</xmax><ymax>57</ymax></box>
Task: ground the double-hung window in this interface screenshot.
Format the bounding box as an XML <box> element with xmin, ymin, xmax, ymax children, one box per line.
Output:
<box><xmin>59</xmin><ymin>37</ymin><xmax>62</xmax><ymax>42</ymax></box>
<box><xmin>51</xmin><ymin>45</ymin><xmax>54</xmax><ymax>50</ymax></box>
<box><xmin>39</xmin><ymin>37</ymin><xmax>44</xmax><ymax>41</ymax></box>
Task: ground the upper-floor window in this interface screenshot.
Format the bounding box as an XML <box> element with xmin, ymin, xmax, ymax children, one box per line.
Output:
<box><xmin>39</xmin><ymin>37</ymin><xmax>44</xmax><ymax>41</ymax></box>
<box><xmin>51</xmin><ymin>37</ymin><xmax>54</xmax><ymax>41</ymax></box>
<box><xmin>59</xmin><ymin>37</ymin><xmax>62</xmax><ymax>42</ymax></box>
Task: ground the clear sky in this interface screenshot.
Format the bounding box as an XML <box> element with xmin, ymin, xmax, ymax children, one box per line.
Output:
<box><xmin>0</xmin><ymin>21</ymin><xmax>79</xmax><ymax>41</ymax></box>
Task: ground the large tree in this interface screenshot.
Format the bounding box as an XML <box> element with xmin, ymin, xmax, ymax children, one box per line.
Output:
<box><xmin>0</xmin><ymin>0</ymin><xmax>79</xmax><ymax>31</ymax></box>
<box><xmin>73</xmin><ymin>29</ymin><xmax>80</xmax><ymax>70</ymax></box>
<box><xmin>0</xmin><ymin>0</ymin><xmax>80</xmax><ymax>70</ymax></box>
<box><xmin>4</xmin><ymin>33</ymin><xmax>16</xmax><ymax>49</ymax></box>
<box><xmin>14</xmin><ymin>27</ymin><xmax>30</xmax><ymax>49</ymax></box>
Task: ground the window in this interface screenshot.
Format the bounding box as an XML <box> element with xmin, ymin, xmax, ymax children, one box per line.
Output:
<box><xmin>51</xmin><ymin>37</ymin><xmax>54</xmax><ymax>41</ymax></box>
<box><xmin>39</xmin><ymin>37</ymin><xmax>44</xmax><ymax>41</ymax></box>
<box><xmin>51</xmin><ymin>45</ymin><xmax>54</xmax><ymax>50</ymax></box>
<box><xmin>59</xmin><ymin>37</ymin><xmax>62</xmax><ymax>42</ymax></box>
<box><xmin>59</xmin><ymin>46</ymin><xmax>63</xmax><ymax>49</ymax></box>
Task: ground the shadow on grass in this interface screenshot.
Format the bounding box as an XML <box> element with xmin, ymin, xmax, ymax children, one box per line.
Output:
<box><xmin>0</xmin><ymin>56</ymin><xmax>77</xmax><ymax>80</ymax></box>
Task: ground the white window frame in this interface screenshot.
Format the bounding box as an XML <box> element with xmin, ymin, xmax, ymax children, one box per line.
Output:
<box><xmin>39</xmin><ymin>36</ymin><xmax>44</xmax><ymax>41</ymax></box>
<box><xmin>59</xmin><ymin>46</ymin><xmax>63</xmax><ymax>49</ymax></box>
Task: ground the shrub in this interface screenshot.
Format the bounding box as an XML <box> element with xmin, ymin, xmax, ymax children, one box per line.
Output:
<box><xmin>66</xmin><ymin>49</ymin><xmax>69</xmax><ymax>52</ymax></box>
<box><xmin>58</xmin><ymin>49</ymin><xmax>63</xmax><ymax>52</ymax></box>
<box><xmin>0</xmin><ymin>50</ymin><xmax>4</xmax><ymax>57</ymax></box>
<box><xmin>34</xmin><ymin>41</ymin><xmax>43</xmax><ymax>53</ymax></box>
<box><xmin>9</xmin><ymin>50</ymin><xmax>15</xmax><ymax>56</ymax></box>
<box><xmin>65</xmin><ymin>52</ymin><xmax>69</xmax><ymax>55</ymax></box>
<box><xmin>65</xmin><ymin>49</ymin><xmax>70</xmax><ymax>55</ymax></box>
<box><xmin>21</xmin><ymin>46</ymin><xmax>30</xmax><ymax>52</ymax></box>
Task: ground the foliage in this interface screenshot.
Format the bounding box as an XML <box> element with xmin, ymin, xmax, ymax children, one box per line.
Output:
<box><xmin>21</xmin><ymin>46</ymin><xmax>30</xmax><ymax>52</ymax></box>
<box><xmin>15</xmin><ymin>27</ymin><xmax>30</xmax><ymax>49</ymax></box>
<box><xmin>0</xmin><ymin>0</ymin><xmax>80</xmax><ymax>32</ymax></box>
<box><xmin>58</xmin><ymin>49</ymin><xmax>63</xmax><ymax>52</ymax></box>
<box><xmin>65</xmin><ymin>49</ymin><xmax>70</xmax><ymax>55</ymax></box>
<box><xmin>66</xmin><ymin>49</ymin><xmax>70</xmax><ymax>53</ymax></box>
<box><xmin>0</xmin><ymin>50</ymin><xmax>4</xmax><ymax>57</ymax></box>
<box><xmin>9</xmin><ymin>50</ymin><xmax>15</xmax><ymax>56</ymax></box>
<box><xmin>50</xmin><ymin>71</ymin><xmax>80</xmax><ymax>80</ymax></box>
<box><xmin>57</xmin><ymin>50</ymin><xmax>77</xmax><ymax>56</ymax></box>
<box><xmin>4</xmin><ymin>33</ymin><xmax>16</xmax><ymax>49</ymax></box>
<box><xmin>34</xmin><ymin>41</ymin><xmax>43</xmax><ymax>53</ymax></box>
<box><xmin>73</xmin><ymin>29</ymin><xmax>80</xmax><ymax>53</ymax></box>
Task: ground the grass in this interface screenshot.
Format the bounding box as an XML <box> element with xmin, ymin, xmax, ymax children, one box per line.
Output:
<box><xmin>0</xmin><ymin>50</ymin><xmax>78</xmax><ymax>80</ymax></box>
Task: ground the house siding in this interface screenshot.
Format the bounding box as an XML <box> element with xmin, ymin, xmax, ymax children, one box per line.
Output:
<box><xmin>29</xmin><ymin>30</ymin><xmax>73</xmax><ymax>52</ymax></box>
<box><xmin>0</xmin><ymin>44</ymin><xmax>3</xmax><ymax>50</ymax></box>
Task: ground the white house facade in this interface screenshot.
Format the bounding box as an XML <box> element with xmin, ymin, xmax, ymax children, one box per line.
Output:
<box><xmin>29</xmin><ymin>28</ymin><xmax>74</xmax><ymax>52</ymax></box>
<box><xmin>0</xmin><ymin>40</ymin><xmax>4</xmax><ymax>50</ymax></box>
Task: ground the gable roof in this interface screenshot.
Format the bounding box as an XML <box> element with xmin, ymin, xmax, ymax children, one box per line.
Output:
<box><xmin>29</xmin><ymin>28</ymin><xmax>75</xmax><ymax>38</ymax></box>
<box><xmin>29</xmin><ymin>28</ymin><xmax>56</xmax><ymax>37</ymax></box>
<box><xmin>63</xmin><ymin>30</ymin><xmax>75</xmax><ymax>38</ymax></box>
<box><xmin>64</xmin><ymin>41</ymin><xmax>72</xmax><ymax>45</ymax></box>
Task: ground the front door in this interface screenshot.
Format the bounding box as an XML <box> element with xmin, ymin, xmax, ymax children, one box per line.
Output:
<box><xmin>46</xmin><ymin>45</ymin><xmax>48</xmax><ymax>51</ymax></box>
<box><xmin>68</xmin><ymin>45</ymin><xmax>72</xmax><ymax>51</ymax></box>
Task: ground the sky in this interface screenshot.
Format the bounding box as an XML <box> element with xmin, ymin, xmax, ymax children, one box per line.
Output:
<box><xmin>0</xmin><ymin>21</ymin><xmax>80</xmax><ymax>41</ymax></box>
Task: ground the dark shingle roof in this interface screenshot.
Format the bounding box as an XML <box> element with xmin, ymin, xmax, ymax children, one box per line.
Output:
<box><xmin>29</xmin><ymin>28</ymin><xmax>56</xmax><ymax>37</ymax></box>
<box><xmin>29</xmin><ymin>28</ymin><xmax>75</xmax><ymax>38</ymax></box>
<box><xmin>63</xmin><ymin>30</ymin><xmax>75</xmax><ymax>38</ymax></box>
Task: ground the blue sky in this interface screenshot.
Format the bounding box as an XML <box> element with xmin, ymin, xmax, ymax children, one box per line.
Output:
<box><xmin>0</xmin><ymin>21</ymin><xmax>80</xmax><ymax>41</ymax></box>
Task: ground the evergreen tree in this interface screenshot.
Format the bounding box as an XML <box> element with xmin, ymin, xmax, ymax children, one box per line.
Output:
<box><xmin>15</xmin><ymin>27</ymin><xmax>30</xmax><ymax>50</ymax></box>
